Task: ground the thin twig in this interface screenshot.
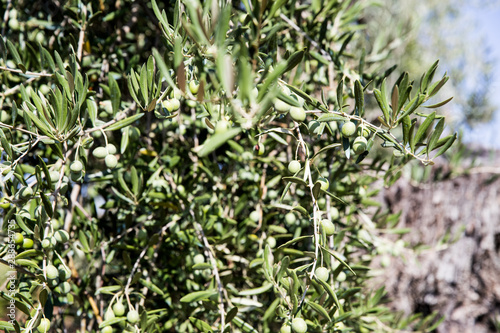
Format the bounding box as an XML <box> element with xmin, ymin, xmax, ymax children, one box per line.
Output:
<box><xmin>0</xmin><ymin>66</ymin><xmax>52</xmax><ymax>77</ymax></box>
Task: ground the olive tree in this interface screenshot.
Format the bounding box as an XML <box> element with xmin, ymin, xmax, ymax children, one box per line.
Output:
<box><xmin>0</xmin><ymin>0</ymin><xmax>455</xmax><ymax>332</ymax></box>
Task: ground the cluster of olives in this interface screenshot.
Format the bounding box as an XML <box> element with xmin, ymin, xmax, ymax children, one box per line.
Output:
<box><xmin>101</xmin><ymin>302</ymin><xmax>140</xmax><ymax>332</ymax></box>
<box><xmin>13</xmin><ymin>232</ymin><xmax>33</xmax><ymax>249</ymax></box>
<box><xmin>92</xmin><ymin>144</ymin><xmax>118</xmax><ymax>169</ymax></box>
<box><xmin>44</xmin><ymin>262</ymin><xmax>72</xmax><ymax>293</ymax></box>
<box><xmin>273</xmin><ymin>86</ymin><xmax>307</xmax><ymax>122</ymax></box>
<box><xmin>341</xmin><ymin>121</ymin><xmax>369</xmax><ymax>155</ymax></box>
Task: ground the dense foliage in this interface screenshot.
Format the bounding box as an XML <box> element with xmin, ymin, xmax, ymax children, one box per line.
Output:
<box><xmin>0</xmin><ymin>0</ymin><xmax>456</xmax><ymax>332</ymax></box>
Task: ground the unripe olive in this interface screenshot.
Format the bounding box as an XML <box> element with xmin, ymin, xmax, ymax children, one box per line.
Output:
<box><xmin>316</xmin><ymin>177</ymin><xmax>329</xmax><ymax>191</ymax></box>
<box><xmin>171</xmin><ymin>88</ymin><xmax>182</xmax><ymax>100</ymax></box>
<box><xmin>257</xmin><ymin>143</ymin><xmax>265</xmax><ymax>156</ymax></box>
<box><xmin>290</xmin><ymin>107</ymin><xmax>306</xmax><ymax>122</ymax></box>
<box><xmin>341</xmin><ymin>121</ymin><xmax>356</xmax><ymax>137</ymax></box>
<box><xmin>104</xmin><ymin>309</ymin><xmax>115</xmax><ymax>321</ymax></box>
<box><xmin>41</xmin><ymin>238</ymin><xmax>52</xmax><ymax>249</ymax></box>
<box><xmin>215</xmin><ymin>120</ymin><xmax>229</xmax><ymax>134</ymax></box>
<box><xmin>0</xmin><ymin>197</ymin><xmax>10</xmax><ymax>209</ymax></box>
<box><xmin>330</xmin><ymin>206</ymin><xmax>339</xmax><ymax>220</ymax></box>
<box><xmin>193</xmin><ymin>253</ymin><xmax>205</xmax><ymax>265</ymax></box>
<box><xmin>317</xmin><ymin>197</ymin><xmax>326</xmax><ymax>210</ymax></box>
<box><xmin>54</xmin><ymin>230</ymin><xmax>70</xmax><ymax>243</ymax></box>
<box><xmin>337</xmin><ymin>271</ymin><xmax>347</xmax><ymax>282</ymax></box>
<box><xmin>127</xmin><ymin>310</ymin><xmax>140</xmax><ymax>324</ymax></box>
<box><xmin>112</xmin><ymin>302</ymin><xmax>125</xmax><ymax>317</ymax></box>
<box><xmin>70</xmin><ymin>160</ymin><xmax>83</xmax><ymax>172</ymax></box>
<box><xmin>37</xmin><ymin>318</ymin><xmax>51</xmax><ymax>333</ymax></box>
<box><xmin>55</xmin><ymin>281</ymin><xmax>71</xmax><ymax>294</ymax></box>
<box><xmin>19</xmin><ymin>186</ymin><xmax>34</xmax><ymax>199</ymax></box>
<box><xmin>8</xmin><ymin>19</ymin><xmax>20</xmax><ymax>30</ymax></box>
<box><xmin>102</xmin><ymin>326</ymin><xmax>113</xmax><ymax>333</ymax></box>
<box><xmin>49</xmin><ymin>171</ymin><xmax>60</xmax><ymax>183</ymax></box>
<box><xmin>267</xmin><ymin>237</ymin><xmax>276</xmax><ymax>248</ymax></box>
<box><xmin>280</xmin><ymin>324</ymin><xmax>292</xmax><ymax>333</ymax></box>
<box><xmin>106</xmin><ymin>144</ymin><xmax>117</xmax><ymax>155</ymax></box>
<box><xmin>14</xmin><ymin>232</ymin><xmax>24</xmax><ymax>245</ymax></box>
<box><xmin>285</xmin><ymin>212</ymin><xmax>296</xmax><ymax>226</ymax></box>
<box><xmin>105</xmin><ymin>155</ymin><xmax>118</xmax><ymax>169</ymax></box>
<box><xmin>58</xmin><ymin>265</ymin><xmax>72</xmax><ymax>281</ymax></box>
<box><xmin>249</xmin><ymin>210</ymin><xmax>260</xmax><ymax>222</ymax></box>
<box><xmin>274</xmin><ymin>99</ymin><xmax>291</xmax><ymax>114</ymax></box>
<box><xmin>22</xmin><ymin>238</ymin><xmax>34</xmax><ymax>249</ymax></box>
<box><xmin>291</xmin><ymin>318</ymin><xmax>307</xmax><ymax>333</ymax></box>
<box><xmin>315</xmin><ymin>267</ymin><xmax>330</xmax><ymax>282</ymax></box>
<box><xmin>46</xmin><ymin>265</ymin><xmax>59</xmax><ymax>280</ymax></box>
<box><xmin>352</xmin><ymin>136</ymin><xmax>368</xmax><ymax>154</ymax></box>
<box><xmin>288</xmin><ymin>160</ymin><xmax>301</xmax><ymax>174</ymax></box>
<box><xmin>70</xmin><ymin>171</ymin><xmax>82</xmax><ymax>182</ymax></box>
<box><xmin>320</xmin><ymin>219</ymin><xmax>335</xmax><ymax>236</ymax></box>
<box><xmin>92</xmin><ymin>147</ymin><xmax>108</xmax><ymax>159</ymax></box>
<box><xmin>189</xmin><ymin>80</ymin><xmax>200</xmax><ymax>95</ymax></box>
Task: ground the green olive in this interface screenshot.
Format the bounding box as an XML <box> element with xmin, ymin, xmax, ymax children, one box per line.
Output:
<box><xmin>54</xmin><ymin>230</ymin><xmax>70</xmax><ymax>243</ymax></box>
<box><xmin>320</xmin><ymin>219</ymin><xmax>335</xmax><ymax>236</ymax></box>
<box><xmin>215</xmin><ymin>120</ymin><xmax>229</xmax><ymax>133</ymax></box>
<box><xmin>285</xmin><ymin>212</ymin><xmax>296</xmax><ymax>226</ymax></box>
<box><xmin>127</xmin><ymin>310</ymin><xmax>140</xmax><ymax>324</ymax></box>
<box><xmin>14</xmin><ymin>232</ymin><xmax>24</xmax><ymax>245</ymax></box>
<box><xmin>352</xmin><ymin>136</ymin><xmax>368</xmax><ymax>154</ymax></box>
<box><xmin>22</xmin><ymin>238</ymin><xmax>34</xmax><ymax>249</ymax></box>
<box><xmin>193</xmin><ymin>253</ymin><xmax>205</xmax><ymax>265</ymax></box>
<box><xmin>105</xmin><ymin>155</ymin><xmax>118</xmax><ymax>169</ymax></box>
<box><xmin>112</xmin><ymin>302</ymin><xmax>125</xmax><ymax>317</ymax></box>
<box><xmin>49</xmin><ymin>171</ymin><xmax>60</xmax><ymax>183</ymax></box>
<box><xmin>102</xmin><ymin>326</ymin><xmax>113</xmax><ymax>333</ymax></box>
<box><xmin>46</xmin><ymin>265</ymin><xmax>59</xmax><ymax>280</ymax></box>
<box><xmin>37</xmin><ymin>318</ymin><xmax>51</xmax><ymax>333</ymax></box>
<box><xmin>337</xmin><ymin>271</ymin><xmax>347</xmax><ymax>282</ymax></box>
<box><xmin>104</xmin><ymin>309</ymin><xmax>115</xmax><ymax>321</ymax></box>
<box><xmin>290</xmin><ymin>107</ymin><xmax>306</xmax><ymax>122</ymax></box>
<box><xmin>70</xmin><ymin>160</ymin><xmax>83</xmax><ymax>172</ymax></box>
<box><xmin>249</xmin><ymin>210</ymin><xmax>260</xmax><ymax>222</ymax></box>
<box><xmin>291</xmin><ymin>318</ymin><xmax>307</xmax><ymax>333</ymax></box>
<box><xmin>280</xmin><ymin>324</ymin><xmax>292</xmax><ymax>333</ymax></box>
<box><xmin>0</xmin><ymin>197</ymin><xmax>11</xmax><ymax>209</ymax></box>
<box><xmin>267</xmin><ymin>237</ymin><xmax>276</xmax><ymax>248</ymax></box>
<box><xmin>70</xmin><ymin>171</ymin><xmax>83</xmax><ymax>182</ymax></box>
<box><xmin>58</xmin><ymin>265</ymin><xmax>72</xmax><ymax>281</ymax></box>
<box><xmin>341</xmin><ymin>121</ymin><xmax>356</xmax><ymax>137</ymax></box>
<box><xmin>315</xmin><ymin>267</ymin><xmax>330</xmax><ymax>282</ymax></box>
<box><xmin>92</xmin><ymin>147</ymin><xmax>108</xmax><ymax>159</ymax></box>
<box><xmin>274</xmin><ymin>99</ymin><xmax>291</xmax><ymax>114</ymax></box>
<box><xmin>288</xmin><ymin>160</ymin><xmax>301</xmax><ymax>174</ymax></box>
<box><xmin>257</xmin><ymin>143</ymin><xmax>265</xmax><ymax>156</ymax></box>
<box><xmin>316</xmin><ymin>177</ymin><xmax>329</xmax><ymax>191</ymax></box>
<box><xmin>19</xmin><ymin>186</ymin><xmax>34</xmax><ymax>199</ymax></box>
<box><xmin>106</xmin><ymin>144</ymin><xmax>117</xmax><ymax>155</ymax></box>
<box><xmin>189</xmin><ymin>80</ymin><xmax>200</xmax><ymax>95</ymax></box>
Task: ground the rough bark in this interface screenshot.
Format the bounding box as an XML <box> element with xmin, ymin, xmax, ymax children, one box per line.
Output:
<box><xmin>375</xmin><ymin>165</ymin><xmax>500</xmax><ymax>332</ymax></box>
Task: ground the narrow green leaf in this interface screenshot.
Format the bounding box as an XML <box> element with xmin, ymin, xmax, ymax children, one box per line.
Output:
<box><xmin>354</xmin><ymin>80</ymin><xmax>364</xmax><ymax>116</ymax></box>
<box><xmin>424</xmin><ymin>96</ymin><xmax>453</xmax><ymax>109</ymax></box>
<box><xmin>397</xmin><ymin>93</ymin><xmax>425</xmax><ymax>123</ymax></box>
<box><xmin>40</xmin><ymin>192</ymin><xmax>53</xmax><ymax>218</ymax></box>
<box><xmin>196</xmin><ymin>128</ymin><xmax>242</xmax><ymax>157</ymax></box>
<box><xmin>277</xmin><ymin>235</ymin><xmax>312</xmax><ymax>249</ymax></box>
<box><xmin>86</xmin><ymin>99</ymin><xmax>97</xmax><ymax>126</ymax></box>
<box><xmin>336</xmin><ymin>79</ymin><xmax>344</xmax><ymax>110</ymax></box>
<box><xmin>306</xmin><ymin>299</ymin><xmax>331</xmax><ymax>321</ymax></box>
<box><xmin>0</xmin><ymin>34</ymin><xmax>7</xmax><ymax>63</ymax></box>
<box><xmin>105</xmin><ymin>113</ymin><xmax>144</xmax><ymax>132</ymax></box>
<box><xmin>428</xmin><ymin>75</ymin><xmax>449</xmax><ymax>97</ymax></box>
<box><xmin>391</xmin><ymin>85</ymin><xmax>399</xmax><ymax>116</ymax></box>
<box><xmin>109</xmin><ymin>75</ymin><xmax>121</xmax><ymax>115</ymax></box>
<box><xmin>433</xmin><ymin>132</ymin><xmax>457</xmax><ymax>158</ymax></box>
<box><xmin>232</xmin><ymin>316</ymin><xmax>258</xmax><ymax>333</ymax></box>
<box><xmin>321</xmin><ymin>245</ymin><xmax>355</xmax><ymax>275</ymax></box>
<box><xmin>414</xmin><ymin>111</ymin><xmax>436</xmax><ymax>145</ymax></box>
<box><xmin>41</xmin><ymin>47</ymin><xmax>56</xmax><ymax>72</ymax></box>
<box><xmin>421</xmin><ymin>60</ymin><xmax>439</xmax><ymax>93</ymax></box>
<box><xmin>315</xmin><ymin>277</ymin><xmax>342</xmax><ymax>313</ymax></box>
<box><xmin>238</xmin><ymin>282</ymin><xmax>273</xmax><ymax>296</ymax></box>
<box><xmin>282</xmin><ymin>177</ymin><xmax>307</xmax><ymax>186</ymax></box>
<box><xmin>180</xmin><ymin>290</ymin><xmax>218</xmax><ymax>303</ymax></box>
<box><xmin>139</xmin><ymin>278</ymin><xmax>165</xmax><ymax>296</ymax></box>
<box><xmin>6</xmin><ymin>40</ymin><xmax>24</xmax><ymax>72</ymax></box>
<box><xmin>316</xmin><ymin>114</ymin><xmax>347</xmax><ymax>122</ymax></box>
<box><xmin>189</xmin><ymin>317</ymin><xmax>213</xmax><ymax>333</ymax></box>
<box><xmin>78</xmin><ymin>230</ymin><xmax>90</xmax><ymax>253</ymax></box>
<box><xmin>427</xmin><ymin>118</ymin><xmax>445</xmax><ymax>154</ymax></box>
<box><xmin>139</xmin><ymin>65</ymin><xmax>149</xmax><ymax>106</ymax></box>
